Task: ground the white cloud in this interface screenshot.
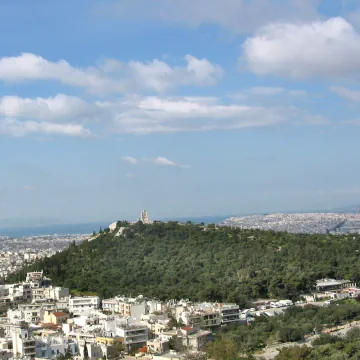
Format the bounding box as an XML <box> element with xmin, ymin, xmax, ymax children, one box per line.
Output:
<box><xmin>105</xmin><ymin>55</ymin><xmax>223</xmax><ymax>93</ymax></box>
<box><xmin>0</xmin><ymin>53</ymin><xmax>222</xmax><ymax>94</ymax></box>
<box><xmin>109</xmin><ymin>96</ymin><xmax>290</xmax><ymax>134</ymax></box>
<box><xmin>248</xmin><ymin>87</ymin><xmax>285</xmax><ymax>96</ymax></box>
<box><xmin>104</xmin><ymin>0</ymin><xmax>319</xmax><ymax>34</ymax></box>
<box><xmin>121</xmin><ymin>156</ymin><xmax>139</xmax><ymax>164</ymax></box>
<box><xmin>0</xmin><ymin>94</ymin><xmax>99</xmax><ymax>121</ymax></box>
<box><xmin>123</xmin><ymin>156</ymin><xmax>191</xmax><ymax>169</ymax></box>
<box><xmin>330</xmin><ymin>86</ymin><xmax>360</xmax><ymax>102</ymax></box>
<box><xmin>229</xmin><ymin>87</ymin><xmax>308</xmax><ymax>99</ymax></box>
<box><xmin>298</xmin><ymin>115</ymin><xmax>329</xmax><ymax>125</ymax></box>
<box><xmin>0</xmin><ymin>93</ymin><xmax>323</xmax><ymax>137</ymax></box>
<box><xmin>345</xmin><ymin>119</ymin><xmax>360</xmax><ymax>126</ymax></box>
<box><xmin>243</xmin><ymin>17</ymin><xmax>360</xmax><ymax>79</ymax></box>
<box><xmin>0</xmin><ymin>94</ymin><xmax>94</xmax><ymax>137</ymax></box>
<box><xmin>0</xmin><ymin>118</ymin><xmax>91</xmax><ymax>137</ymax></box>
<box><xmin>152</xmin><ymin>157</ymin><xmax>191</xmax><ymax>169</ymax></box>
<box><xmin>0</xmin><ymin>53</ymin><xmax>122</xmax><ymax>95</ymax></box>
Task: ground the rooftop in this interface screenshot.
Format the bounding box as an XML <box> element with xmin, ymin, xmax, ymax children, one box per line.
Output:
<box><xmin>316</xmin><ymin>279</ymin><xmax>352</xmax><ymax>287</ymax></box>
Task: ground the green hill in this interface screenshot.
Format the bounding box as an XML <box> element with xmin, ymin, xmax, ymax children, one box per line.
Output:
<box><xmin>8</xmin><ymin>221</ymin><xmax>360</xmax><ymax>305</ymax></box>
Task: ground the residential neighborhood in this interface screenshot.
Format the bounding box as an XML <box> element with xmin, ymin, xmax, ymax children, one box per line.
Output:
<box><xmin>0</xmin><ymin>271</ymin><xmax>358</xmax><ymax>360</ymax></box>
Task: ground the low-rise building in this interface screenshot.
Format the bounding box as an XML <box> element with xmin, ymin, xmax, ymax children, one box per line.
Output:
<box><xmin>316</xmin><ymin>279</ymin><xmax>356</xmax><ymax>292</ymax></box>
<box><xmin>179</xmin><ymin>327</ymin><xmax>212</xmax><ymax>351</ymax></box>
<box><xmin>43</xmin><ymin>311</ymin><xmax>69</xmax><ymax>326</ymax></box>
<box><xmin>35</xmin><ymin>336</ymin><xmax>78</xmax><ymax>359</ymax></box>
<box><xmin>147</xmin><ymin>338</ymin><xmax>169</xmax><ymax>354</ymax></box>
<box><xmin>219</xmin><ymin>304</ymin><xmax>240</xmax><ymax>324</ymax></box>
<box><xmin>69</xmin><ymin>296</ymin><xmax>100</xmax><ymax>315</ymax></box>
<box><xmin>102</xmin><ymin>295</ymin><xmax>147</xmax><ymax>319</ymax></box>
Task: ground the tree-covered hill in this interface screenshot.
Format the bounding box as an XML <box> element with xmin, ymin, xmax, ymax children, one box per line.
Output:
<box><xmin>8</xmin><ymin>221</ymin><xmax>360</xmax><ymax>305</ymax></box>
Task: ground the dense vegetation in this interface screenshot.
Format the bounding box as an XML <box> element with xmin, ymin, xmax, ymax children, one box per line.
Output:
<box><xmin>273</xmin><ymin>327</ymin><xmax>360</xmax><ymax>360</ymax></box>
<box><xmin>8</xmin><ymin>221</ymin><xmax>360</xmax><ymax>304</ymax></box>
<box><xmin>215</xmin><ymin>302</ymin><xmax>360</xmax><ymax>354</ymax></box>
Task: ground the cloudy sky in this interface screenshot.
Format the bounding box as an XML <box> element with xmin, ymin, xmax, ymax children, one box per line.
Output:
<box><xmin>1</xmin><ymin>0</ymin><xmax>360</xmax><ymax>225</ymax></box>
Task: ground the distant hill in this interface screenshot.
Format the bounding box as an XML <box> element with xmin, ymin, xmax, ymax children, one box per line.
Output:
<box><xmin>8</xmin><ymin>221</ymin><xmax>360</xmax><ymax>305</ymax></box>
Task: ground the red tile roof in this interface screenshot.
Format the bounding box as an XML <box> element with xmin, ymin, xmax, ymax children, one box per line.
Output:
<box><xmin>52</xmin><ymin>312</ymin><xmax>68</xmax><ymax>317</ymax></box>
<box><xmin>183</xmin><ymin>326</ymin><xmax>193</xmax><ymax>331</ymax></box>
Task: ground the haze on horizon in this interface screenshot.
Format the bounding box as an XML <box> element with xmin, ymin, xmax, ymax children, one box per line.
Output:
<box><xmin>1</xmin><ymin>0</ymin><xmax>360</xmax><ymax>225</ymax></box>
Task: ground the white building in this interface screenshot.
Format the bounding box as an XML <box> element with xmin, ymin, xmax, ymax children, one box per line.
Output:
<box><xmin>115</xmin><ymin>325</ymin><xmax>148</xmax><ymax>349</ymax></box>
<box><xmin>7</xmin><ymin>283</ymin><xmax>32</xmax><ymax>302</ymax></box>
<box><xmin>11</xmin><ymin>326</ymin><xmax>36</xmax><ymax>359</ymax></box>
<box><xmin>26</xmin><ymin>271</ymin><xmax>43</xmax><ymax>283</ymax></box>
<box><xmin>140</xmin><ymin>210</ymin><xmax>151</xmax><ymax>224</ymax></box>
<box><xmin>102</xmin><ymin>296</ymin><xmax>147</xmax><ymax>319</ymax></box>
<box><xmin>8</xmin><ymin>304</ymin><xmax>45</xmax><ymax>324</ymax></box>
<box><xmin>35</xmin><ymin>336</ymin><xmax>78</xmax><ymax>359</ymax></box>
<box><xmin>103</xmin><ymin>319</ymin><xmax>148</xmax><ymax>349</ymax></box>
<box><xmin>44</xmin><ymin>287</ymin><xmax>69</xmax><ymax>300</ymax></box>
<box><xmin>0</xmin><ymin>339</ymin><xmax>12</xmax><ymax>360</ymax></box>
<box><xmin>109</xmin><ymin>222</ymin><xmax>118</xmax><ymax>232</ymax></box>
<box><xmin>69</xmin><ymin>296</ymin><xmax>100</xmax><ymax>315</ymax></box>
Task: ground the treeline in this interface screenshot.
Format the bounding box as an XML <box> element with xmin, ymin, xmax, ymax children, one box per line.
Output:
<box><xmin>7</xmin><ymin>221</ymin><xmax>360</xmax><ymax>304</ymax></box>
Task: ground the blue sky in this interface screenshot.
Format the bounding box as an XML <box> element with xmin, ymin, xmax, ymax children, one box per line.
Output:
<box><xmin>1</xmin><ymin>0</ymin><xmax>360</xmax><ymax>225</ymax></box>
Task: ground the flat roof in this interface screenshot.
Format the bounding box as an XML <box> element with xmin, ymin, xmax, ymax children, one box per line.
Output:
<box><xmin>316</xmin><ymin>279</ymin><xmax>352</xmax><ymax>287</ymax></box>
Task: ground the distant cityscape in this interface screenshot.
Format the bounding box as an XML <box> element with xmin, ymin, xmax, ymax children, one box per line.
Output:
<box><xmin>222</xmin><ymin>213</ymin><xmax>360</xmax><ymax>234</ymax></box>
<box><xmin>0</xmin><ymin>234</ymin><xmax>88</xmax><ymax>279</ymax></box>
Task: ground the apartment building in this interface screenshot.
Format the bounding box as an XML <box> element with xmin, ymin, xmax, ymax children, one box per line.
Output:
<box><xmin>181</xmin><ymin>309</ymin><xmax>222</xmax><ymax>329</ymax></box>
<box><xmin>7</xmin><ymin>283</ymin><xmax>32</xmax><ymax>302</ymax></box>
<box><xmin>35</xmin><ymin>336</ymin><xmax>78</xmax><ymax>359</ymax></box>
<box><xmin>219</xmin><ymin>304</ymin><xmax>240</xmax><ymax>324</ymax></box>
<box><xmin>116</xmin><ymin>325</ymin><xmax>148</xmax><ymax>350</ymax></box>
<box><xmin>11</xmin><ymin>326</ymin><xmax>36</xmax><ymax>359</ymax></box>
<box><xmin>102</xmin><ymin>296</ymin><xmax>147</xmax><ymax>319</ymax></box>
<box><xmin>8</xmin><ymin>304</ymin><xmax>45</xmax><ymax>324</ymax></box>
<box><xmin>179</xmin><ymin>327</ymin><xmax>212</xmax><ymax>351</ymax></box>
<box><xmin>103</xmin><ymin>319</ymin><xmax>148</xmax><ymax>349</ymax></box>
<box><xmin>69</xmin><ymin>296</ymin><xmax>100</xmax><ymax>315</ymax></box>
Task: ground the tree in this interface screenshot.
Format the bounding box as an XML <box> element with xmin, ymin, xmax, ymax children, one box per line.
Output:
<box><xmin>107</xmin><ymin>340</ymin><xmax>125</xmax><ymax>359</ymax></box>
<box><xmin>206</xmin><ymin>338</ymin><xmax>239</xmax><ymax>360</ymax></box>
<box><xmin>183</xmin><ymin>352</ymin><xmax>207</xmax><ymax>360</ymax></box>
<box><xmin>274</xmin><ymin>346</ymin><xmax>312</xmax><ymax>360</ymax></box>
<box><xmin>345</xmin><ymin>326</ymin><xmax>360</xmax><ymax>342</ymax></box>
